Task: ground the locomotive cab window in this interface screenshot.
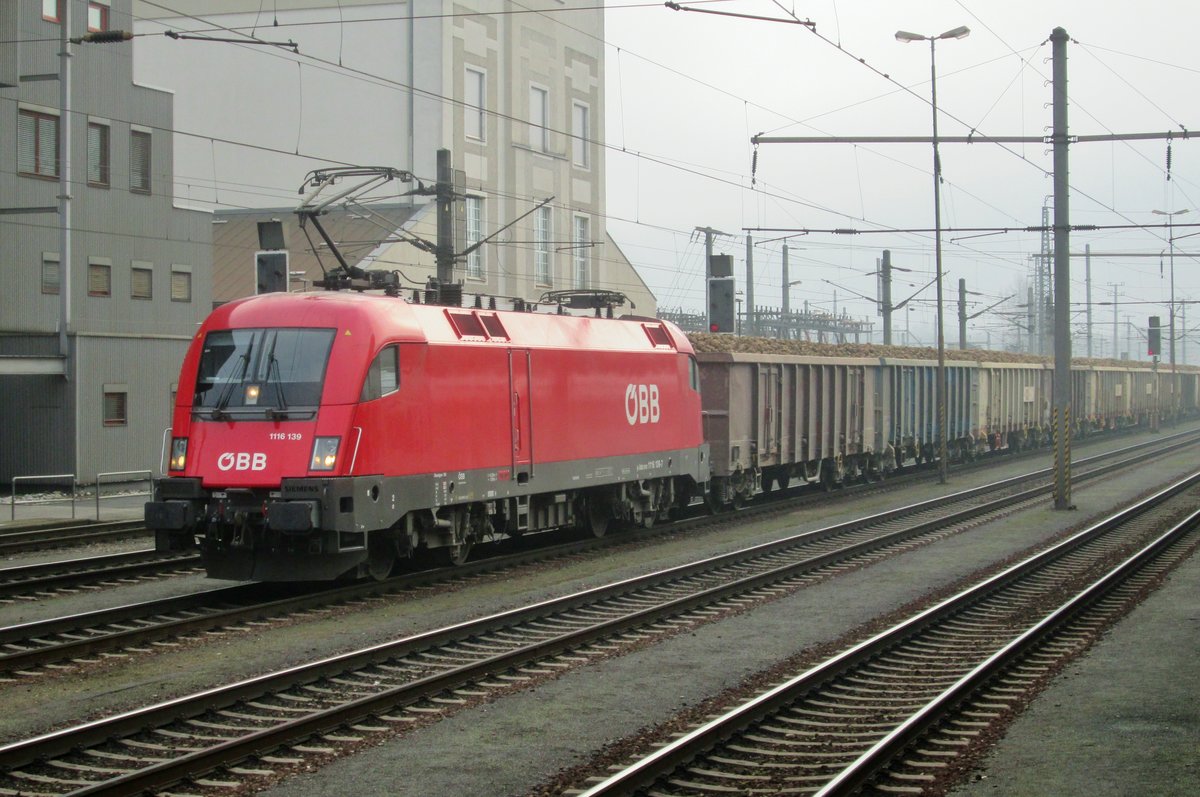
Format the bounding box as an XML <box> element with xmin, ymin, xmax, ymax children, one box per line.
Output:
<box><xmin>689</xmin><ymin>355</ymin><xmax>700</xmax><ymax>392</ymax></box>
<box><xmin>360</xmin><ymin>345</ymin><xmax>400</xmax><ymax>402</ymax></box>
<box><xmin>193</xmin><ymin>328</ymin><xmax>335</xmax><ymax>419</ymax></box>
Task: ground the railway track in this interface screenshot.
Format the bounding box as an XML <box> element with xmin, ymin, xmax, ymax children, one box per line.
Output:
<box><xmin>0</xmin><ymin>429</ymin><xmax>1195</xmax><ymax>681</ymax></box>
<box><xmin>0</xmin><ymin>550</ymin><xmax>202</xmax><ymax>602</ymax></box>
<box><xmin>0</xmin><ymin>520</ymin><xmax>148</xmax><ymax>556</ymax></box>
<box><xmin>571</xmin><ymin>473</ymin><xmax>1200</xmax><ymax>797</ymax></box>
<box><xmin>0</xmin><ymin>426</ymin><xmax>1189</xmax><ymax>604</ymax></box>
<box><xmin>0</xmin><ymin>437</ymin><xmax>1195</xmax><ymax>794</ymax></box>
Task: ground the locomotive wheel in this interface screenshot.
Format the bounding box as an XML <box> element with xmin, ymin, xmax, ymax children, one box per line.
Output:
<box><xmin>589</xmin><ymin>500</ymin><xmax>610</xmax><ymax>538</ymax></box>
<box><xmin>443</xmin><ymin>540</ymin><xmax>473</xmax><ymax>566</ymax></box>
<box><xmin>366</xmin><ymin>533</ymin><xmax>397</xmax><ymax>581</ymax></box>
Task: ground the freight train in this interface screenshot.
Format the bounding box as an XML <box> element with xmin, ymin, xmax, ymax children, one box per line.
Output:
<box><xmin>145</xmin><ymin>291</ymin><xmax>1195</xmax><ymax>581</ymax></box>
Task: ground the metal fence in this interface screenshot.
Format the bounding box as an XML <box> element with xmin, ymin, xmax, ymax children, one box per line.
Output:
<box><xmin>9</xmin><ymin>470</ymin><xmax>152</xmax><ymax>522</ymax></box>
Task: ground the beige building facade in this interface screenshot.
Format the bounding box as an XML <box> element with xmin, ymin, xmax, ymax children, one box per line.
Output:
<box><xmin>134</xmin><ymin>0</ymin><xmax>656</xmax><ymax>315</ymax></box>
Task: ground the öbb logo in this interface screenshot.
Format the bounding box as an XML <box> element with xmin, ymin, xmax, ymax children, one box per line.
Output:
<box><xmin>217</xmin><ymin>452</ymin><xmax>268</xmax><ymax>472</ymax></box>
<box><xmin>625</xmin><ymin>384</ymin><xmax>661</xmax><ymax>425</ymax></box>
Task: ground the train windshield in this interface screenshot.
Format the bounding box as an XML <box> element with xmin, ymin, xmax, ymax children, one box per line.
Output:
<box><xmin>193</xmin><ymin>328</ymin><xmax>336</xmax><ymax>419</ymax></box>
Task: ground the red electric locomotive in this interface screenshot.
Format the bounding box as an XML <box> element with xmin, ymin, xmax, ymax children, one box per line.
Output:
<box><xmin>146</xmin><ymin>292</ymin><xmax>709</xmax><ymax>581</ymax></box>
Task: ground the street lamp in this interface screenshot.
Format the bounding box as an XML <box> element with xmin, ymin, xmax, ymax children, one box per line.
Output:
<box><xmin>1152</xmin><ymin>208</ymin><xmax>1190</xmax><ymax>422</ymax></box>
<box><xmin>896</xmin><ymin>24</ymin><xmax>970</xmax><ymax>485</ymax></box>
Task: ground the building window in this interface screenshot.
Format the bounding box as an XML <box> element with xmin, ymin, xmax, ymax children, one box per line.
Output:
<box><xmin>465</xmin><ymin>196</ymin><xmax>484</xmax><ymax>280</ymax></box>
<box><xmin>534</xmin><ymin>205</ymin><xmax>552</xmax><ymax>286</ymax></box>
<box><xmin>465</xmin><ymin>67</ymin><xmax>485</xmax><ymax>141</ymax></box>
<box><xmin>87</xmin><ymin>1</ymin><xmax>109</xmax><ymax>32</ymax></box>
<box><xmin>131</xmin><ymin>264</ymin><xmax>153</xmax><ymax>299</ymax></box>
<box><xmin>170</xmin><ymin>268</ymin><xmax>192</xmax><ymax>302</ymax></box>
<box><xmin>42</xmin><ymin>0</ymin><xmax>62</xmax><ymax>23</ymax></box>
<box><xmin>572</xmin><ymin>102</ymin><xmax>589</xmax><ymax>168</ymax></box>
<box><xmin>573</xmin><ymin>215</ymin><xmax>590</xmax><ymax>289</ymax></box>
<box><xmin>88</xmin><ymin>262</ymin><xmax>111</xmax><ymax>297</ymax></box>
<box><xmin>17</xmin><ymin>109</ymin><xmax>58</xmax><ymax>178</ymax></box>
<box><xmin>130</xmin><ymin>129</ymin><xmax>151</xmax><ymax>193</ymax></box>
<box><xmin>42</xmin><ymin>254</ymin><xmax>60</xmax><ymax>295</ymax></box>
<box><xmin>87</xmin><ymin>122</ymin><xmax>110</xmax><ymax>187</ymax></box>
<box><xmin>529</xmin><ymin>85</ymin><xmax>548</xmax><ymax>152</ymax></box>
<box><xmin>103</xmin><ymin>390</ymin><xmax>128</xmax><ymax>427</ymax></box>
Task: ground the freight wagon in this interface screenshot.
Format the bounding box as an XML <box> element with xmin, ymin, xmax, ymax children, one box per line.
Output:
<box><xmin>696</xmin><ymin>349</ymin><xmax>1193</xmax><ymax>505</ymax></box>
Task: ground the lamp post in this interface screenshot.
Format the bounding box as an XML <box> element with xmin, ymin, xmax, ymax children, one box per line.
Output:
<box><xmin>896</xmin><ymin>25</ymin><xmax>970</xmax><ymax>485</ymax></box>
<box><xmin>1152</xmin><ymin>208</ymin><xmax>1190</xmax><ymax>422</ymax></box>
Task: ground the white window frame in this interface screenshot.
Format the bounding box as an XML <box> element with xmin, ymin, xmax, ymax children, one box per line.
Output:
<box><xmin>573</xmin><ymin>215</ymin><xmax>590</xmax><ymax>289</ymax></box>
<box><xmin>88</xmin><ymin>258</ymin><xmax>112</xmax><ymax>298</ymax></box>
<box><xmin>465</xmin><ymin>196</ymin><xmax>485</xmax><ymax>280</ymax></box>
<box><xmin>131</xmin><ymin>261</ymin><xmax>153</xmax><ymax>300</ymax></box>
<box><xmin>170</xmin><ymin>265</ymin><xmax>192</xmax><ymax>303</ymax></box>
<box><xmin>529</xmin><ymin>84</ymin><xmax>548</xmax><ymax>152</ymax></box>
<box><xmin>465</xmin><ymin>67</ymin><xmax>486</xmax><ymax>142</ymax></box>
<box><xmin>102</xmin><ymin>383</ymin><xmax>128</xmax><ymax>427</ymax></box>
<box><xmin>41</xmin><ymin>252</ymin><xmax>60</xmax><ymax>295</ymax></box>
<box><xmin>534</xmin><ymin>205</ymin><xmax>552</xmax><ymax>286</ymax></box>
<box><xmin>572</xmin><ymin>101</ymin><xmax>590</xmax><ymax>168</ymax></box>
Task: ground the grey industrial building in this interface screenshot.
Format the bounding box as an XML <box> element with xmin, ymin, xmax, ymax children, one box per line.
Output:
<box><xmin>0</xmin><ymin>1</ymin><xmax>211</xmax><ymax>486</ymax></box>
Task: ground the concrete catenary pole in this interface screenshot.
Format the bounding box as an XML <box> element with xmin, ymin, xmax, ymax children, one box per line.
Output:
<box><xmin>881</xmin><ymin>250</ymin><xmax>893</xmax><ymax>345</ymax></box>
<box><xmin>1051</xmin><ymin>27</ymin><xmax>1073</xmax><ymax>510</ymax></box>
<box><xmin>745</xmin><ymin>234</ymin><xmax>755</xmax><ymax>336</ymax></box>
<box><xmin>958</xmin><ymin>278</ymin><xmax>967</xmax><ymax>349</ymax></box>
<box><xmin>58</xmin><ymin>3</ymin><xmax>72</xmax><ymax>363</ymax></box>
<box><xmin>1109</xmin><ymin>283</ymin><xmax>1121</xmax><ymax>357</ymax></box>
<box><xmin>782</xmin><ymin>243</ymin><xmax>790</xmax><ymax>317</ymax></box>
<box><xmin>1085</xmin><ymin>244</ymin><xmax>1093</xmax><ymax>357</ymax></box>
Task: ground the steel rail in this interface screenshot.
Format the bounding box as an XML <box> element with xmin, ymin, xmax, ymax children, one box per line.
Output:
<box><xmin>0</xmin><ymin>520</ymin><xmax>147</xmax><ymax>555</ymax></box>
<box><xmin>3</xmin><ymin>428</ymin><xmax>1192</xmax><ymax>676</ymax></box>
<box><xmin>818</xmin><ymin>500</ymin><xmax>1200</xmax><ymax>795</ymax></box>
<box><xmin>576</xmin><ymin>471</ymin><xmax>1200</xmax><ymax>797</ymax></box>
<box><xmin>0</xmin><ymin>550</ymin><xmax>201</xmax><ymax>599</ymax></box>
<box><xmin>1</xmin><ymin>441</ymin><xmax>1195</xmax><ymax>793</ymax></box>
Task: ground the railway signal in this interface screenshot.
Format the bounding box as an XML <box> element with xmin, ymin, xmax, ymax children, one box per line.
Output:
<box><xmin>708</xmin><ymin>276</ymin><xmax>735</xmax><ymax>333</ymax></box>
<box><xmin>255</xmin><ymin>251</ymin><xmax>289</xmax><ymax>294</ymax></box>
<box><xmin>1148</xmin><ymin>315</ymin><xmax>1161</xmax><ymax>356</ymax></box>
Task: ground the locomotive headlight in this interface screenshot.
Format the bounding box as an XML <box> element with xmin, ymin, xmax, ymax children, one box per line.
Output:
<box><xmin>309</xmin><ymin>436</ymin><xmax>341</xmax><ymax>471</ymax></box>
<box><xmin>169</xmin><ymin>437</ymin><xmax>188</xmax><ymax>471</ymax></box>
<box><xmin>245</xmin><ymin>384</ymin><xmax>261</xmax><ymax>405</ymax></box>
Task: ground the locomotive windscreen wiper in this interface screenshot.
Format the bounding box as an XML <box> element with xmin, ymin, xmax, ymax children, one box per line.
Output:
<box><xmin>211</xmin><ymin>351</ymin><xmax>251</xmax><ymax>419</ymax></box>
<box><xmin>265</xmin><ymin>345</ymin><xmax>290</xmax><ymax>420</ymax></box>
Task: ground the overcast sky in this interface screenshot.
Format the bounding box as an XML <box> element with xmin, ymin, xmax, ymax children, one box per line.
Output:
<box><xmin>602</xmin><ymin>0</ymin><xmax>1199</xmax><ymax>356</ymax></box>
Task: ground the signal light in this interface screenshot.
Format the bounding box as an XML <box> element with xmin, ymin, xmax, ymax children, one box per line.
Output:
<box><xmin>1148</xmin><ymin>315</ymin><xmax>1161</xmax><ymax>357</ymax></box>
